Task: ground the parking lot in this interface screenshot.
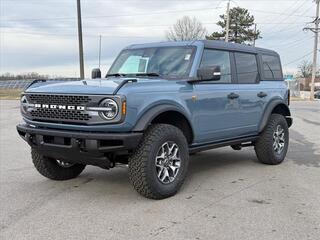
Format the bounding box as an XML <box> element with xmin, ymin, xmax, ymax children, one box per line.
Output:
<box><xmin>0</xmin><ymin>100</ymin><xmax>319</xmax><ymax>240</ymax></box>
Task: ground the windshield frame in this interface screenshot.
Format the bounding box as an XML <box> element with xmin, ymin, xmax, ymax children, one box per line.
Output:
<box><xmin>107</xmin><ymin>46</ymin><xmax>197</xmax><ymax>80</ymax></box>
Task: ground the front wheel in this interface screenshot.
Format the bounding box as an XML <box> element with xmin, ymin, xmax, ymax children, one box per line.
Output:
<box><xmin>32</xmin><ymin>149</ymin><xmax>86</xmax><ymax>180</ymax></box>
<box><xmin>128</xmin><ymin>124</ymin><xmax>189</xmax><ymax>199</ymax></box>
<box><xmin>255</xmin><ymin>114</ymin><xmax>289</xmax><ymax>165</ymax></box>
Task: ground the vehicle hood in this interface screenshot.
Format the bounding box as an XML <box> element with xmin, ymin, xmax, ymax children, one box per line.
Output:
<box><xmin>25</xmin><ymin>79</ymin><xmax>123</xmax><ymax>95</ymax></box>
<box><xmin>24</xmin><ymin>78</ymin><xmax>189</xmax><ymax>95</ymax></box>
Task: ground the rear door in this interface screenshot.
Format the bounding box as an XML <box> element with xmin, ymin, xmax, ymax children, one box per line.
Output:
<box><xmin>232</xmin><ymin>52</ymin><xmax>265</xmax><ymax>135</ymax></box>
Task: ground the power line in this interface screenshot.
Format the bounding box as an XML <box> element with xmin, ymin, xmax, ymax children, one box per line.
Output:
<box><xmin>261</xmin><ymin>0</ymin><xmax>311</xmax><ymax>33</ymax></box>
<box><xmin>2</xmin><ymin>0</ymin><xmax>312</xmax><ymax>1</ymax></box>
<box><xmin>0</xmin><ymin>21</ymin><xmax>306</xmax><ymax>30</ymax></box>
<box><xmin>269</xmin><ymin>2</ymin><xmax>314</xmax><ymax>34</ymax></box>
<box><xmin>264</xmin><ymin>35</ymin><xmax>313</xmax><ymax>48</ymax></box>
<box><xmin>1</xmin><ymin>30</ymin><xmax>161</xmax><ymax>39</ymax></box>
<box><xmin>2</xmin><ymin>6</ymin><xmax>222</xmax><ymax>22</ymax></box>
<box><xmin>283</xmin><ymin>51</ymin><xmax>313</xmax><ymax>66</ymax></box>
<box><xmin>2</xmin><ymin>4</ymin><xmax>314</xmax><ymax>23</ymax></box>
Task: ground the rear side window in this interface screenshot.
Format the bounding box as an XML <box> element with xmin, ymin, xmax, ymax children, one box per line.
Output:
<box><xmin>234</xmin><ymin>52</ymin><xmax>259</xmax><ymax>84</ymax></box>
<box><xmin>200</xmin><ymin>49</ymin><xmax>231</xmax><ymax>83</ymax></box>
<box><xmin>262</xmin><ymin>55</ymin><xmax>283</xmax><ymax>80</ymax></box>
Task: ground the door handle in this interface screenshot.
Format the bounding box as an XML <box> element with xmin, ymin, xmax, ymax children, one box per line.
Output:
<box><xmin>228</xmin><ymin>92</ymin><xmax>239</xmax><ymax>99</ymax></box>
<box><xmin>257</xmin><ymin>92</ymin><xmax>267</xmax><ymax>98</ymax></box>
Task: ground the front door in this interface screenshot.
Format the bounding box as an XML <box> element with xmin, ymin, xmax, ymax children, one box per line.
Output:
<box><xmin>193</xmin><ymin>49</ymin><xmax>241</xmax><ymax>143</ymax></box>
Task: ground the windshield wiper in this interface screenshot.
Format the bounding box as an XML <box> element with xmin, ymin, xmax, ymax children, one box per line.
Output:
<box><xmin>106</xmin><ymin>73</ymin><xmax>127</xmax><ymax>78</ymax></box>
<box><xmin>133</xmin><ymin>72</ymin><xmax>161</xmax><ymax>77</ymax></box>
<box><xmin>106</xmin><ymin>72</ymin><xmax>162</xmax><ymax>78</ymax></box>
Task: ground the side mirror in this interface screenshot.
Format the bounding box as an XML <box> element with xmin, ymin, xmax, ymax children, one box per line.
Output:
<box><xmin>197</xmin><ymin>66</ymin><xmax>221</xmax><ymax>81</ymax></box>
<box><xmin>92</xmin><ymin>68</ymin><xmax>101</xmax><ymax>79</ymax></box>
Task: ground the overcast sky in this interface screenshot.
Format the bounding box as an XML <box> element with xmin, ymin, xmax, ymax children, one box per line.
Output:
<box><xmin>0</xmin><ymin>0</ymin><xmax>317</xmax><ymax>77</ymax></box>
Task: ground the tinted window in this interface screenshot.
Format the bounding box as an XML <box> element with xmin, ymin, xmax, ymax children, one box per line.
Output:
<box><xmin>200</xmin><ymin>49</ymin><xmax>231</xmax><ymax>83</ymax></box>
<box><xmin>235</xmin><ymin>52</ymin><xmax>259</xmax><ymax>84</ymax></box>
<box><xmin>262</xmin><ymin>55</ymin><xmax>283</xmax><ymax>80</ymax></box>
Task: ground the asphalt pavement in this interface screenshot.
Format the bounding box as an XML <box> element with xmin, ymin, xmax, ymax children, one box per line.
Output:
<box><xmin>0</xmin><ymin>100</ymin><xmax>319</xmax><ymax>240</ymax></box>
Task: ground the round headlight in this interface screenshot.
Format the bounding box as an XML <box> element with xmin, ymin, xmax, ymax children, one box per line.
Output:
<box><xmin>20</xmin><ymin>95</ymin><xmax>28</xmax><ymax>114</ymax></box>
<box><xmin>99</xmin><ymin>98</ymin><xmax>119</xmax><ymax>120</ymax></box>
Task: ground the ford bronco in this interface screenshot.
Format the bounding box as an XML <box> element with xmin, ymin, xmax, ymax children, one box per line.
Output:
<box><xmin>17</xmin><ymin>40</ymin><xmax>292</xmax><ymax>199</ymax></box>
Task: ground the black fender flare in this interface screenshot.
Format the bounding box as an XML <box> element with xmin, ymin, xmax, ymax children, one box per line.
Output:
<box><xmin>258</xmin><ymin>99</ymin><xmax>292</xmax><ymax>133</ymax></box>
<box><xmin>132</xmin><ymin>104</ymin><xmax>193</xmax><ymax>133</ymax></box>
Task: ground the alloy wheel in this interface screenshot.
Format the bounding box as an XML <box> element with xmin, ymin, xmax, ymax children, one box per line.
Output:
<box><xmin>155</xmin><ymin>141</ymin><xmax>181</xmax><ymax>184</ymax></box>
<box><xmin>273</xmin><ymin>125</ymin><xmax>285</xmax><ymax>154</ymax></box>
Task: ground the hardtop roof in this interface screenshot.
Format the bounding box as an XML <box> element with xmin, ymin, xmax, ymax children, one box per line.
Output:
<box><xmin>126</xmin><ymin>40</ymin><xmax>278</xmax><ymax>56</ymax></box>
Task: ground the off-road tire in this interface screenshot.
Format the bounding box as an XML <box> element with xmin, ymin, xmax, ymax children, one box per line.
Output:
<box><xmin>32</xmin><ymin>149</ymin><xmax>86</xmax><ymax>180</ymax></box>
<box><xmin>255</xmin><ymin>114</ymin><xmax>289</xmax><ymax>165</ymax></box>
<box><xmin>128</xmin><ymin>124</ymin><xmax>189</xmax><ymax>199</ymax></box>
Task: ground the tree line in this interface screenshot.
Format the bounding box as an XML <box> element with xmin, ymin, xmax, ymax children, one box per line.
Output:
<box><xmin>166</xmin><ymin>7</ymin><xmax>260</xmax><ymax>45</ymax></box>
<box><xmin>0</xmin><ymin>72</ymin><xmax>50</xmax><ymax>80</ymax></box>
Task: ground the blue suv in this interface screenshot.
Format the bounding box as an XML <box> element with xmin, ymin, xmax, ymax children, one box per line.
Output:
<box><xmin>17</xmin><ymin>40</ymin><xmax>292</xmax><ymax>199</ymax></box>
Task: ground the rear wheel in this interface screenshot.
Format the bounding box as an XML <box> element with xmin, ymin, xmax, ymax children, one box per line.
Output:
<box><xmin>32</xmin><ymin>149</ymin><xmax>86</xmax><ymax>180</ymax></box>
<box><xmin>128</xmin><ymin>124</ymin><xmax>189</xmax><ymax>199</ymax></box>
<box><xmin>255</xmin><ymin>114</ymin><xmax>289</xmax><ymax>165</ymax></box>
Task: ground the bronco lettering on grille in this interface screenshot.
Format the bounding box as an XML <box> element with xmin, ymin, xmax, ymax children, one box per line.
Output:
<box><xmin>34</xmin><ymin>104</ymin><xmax>85</xmax><ymax>111</ymax></box>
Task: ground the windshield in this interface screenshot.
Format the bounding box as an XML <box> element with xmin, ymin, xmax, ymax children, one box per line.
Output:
<box><xmin>108</xmin><ymin>46</ymin><xmax>196</xmax><ymax>78</ymax></box>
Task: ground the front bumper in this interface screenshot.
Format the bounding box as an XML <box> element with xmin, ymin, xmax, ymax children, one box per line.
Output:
<box><xmin>17</xmin><ymin>123</ymin><xmax>143</xmax><ymax>168</ymax></box>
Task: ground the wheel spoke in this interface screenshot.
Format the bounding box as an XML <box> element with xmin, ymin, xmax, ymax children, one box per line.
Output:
<box><xmin>158</xmin><ymin>166</ymin><xmax>164</xmax><ymax>178</ymax></box>
<box><xmin>168</xmin><ymin>143</ymin><xmax>176</xmax><ymax>154</ymax></box>
<box><xmin>273</xmin><ymin>141</ymin><xmax>277</xmax><ymax>150</ymax></box>
<box><xmin>160</xmin><ymin>168</ymin><xmax>169</xmax><ymax>182</ymax></box>
<box><xmin>172</xmin><ymin>147</ymin><xmax>179</xmax><ymax>159</ymax></box>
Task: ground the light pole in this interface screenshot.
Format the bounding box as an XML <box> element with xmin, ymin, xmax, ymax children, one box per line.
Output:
<box><xmin>304</xmin><ymin>0</ymin><xmax>320</xmax><ymax>100</ymax></box>
<box><xmin>225</xmin><ymin>0</ymin><xmax>230</xmax><ymax>42</ymax></box>
<box><xmin>77</xmin><ymin>0</ymin><xmax>85</xmax><ymax>79</ymax></box>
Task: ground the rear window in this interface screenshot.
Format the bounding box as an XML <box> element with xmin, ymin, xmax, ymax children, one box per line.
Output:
<box><xmin>262</xmin><ymin>55</ymin><xmax>283</xmax><ymax>80</ymax></box>
<box><xmin>234</xmin><ymin>52</ymin><xmax>259</xmax><ymax>84</ymax></box>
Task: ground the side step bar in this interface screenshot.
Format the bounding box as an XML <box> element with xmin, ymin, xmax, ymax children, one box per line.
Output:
<box><xmin>189</xmin><ymin>136</ymin><xmax>258</xmax><ymax>154</ymax></box>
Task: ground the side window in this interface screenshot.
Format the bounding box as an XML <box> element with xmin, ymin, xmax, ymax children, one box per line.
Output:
<box><xmin>262</xmin><ymin>55</ymin><xmax>283</xmax><ymax>80</ymax></box>
<box><xmin>200</xmin><ymin>49</ymin><xmax>231</xmax><ymax>83</ymax></box>
<box><xmin>234</xmin><ymin>52</ymin><xmax>259</xmax><ymax>84</ymax></box>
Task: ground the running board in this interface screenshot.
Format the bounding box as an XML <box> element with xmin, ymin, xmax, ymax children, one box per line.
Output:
<box><xmin>189</xmin><ymin>136</ymin><xmax>258</xmax><ymax>154</ymax></box>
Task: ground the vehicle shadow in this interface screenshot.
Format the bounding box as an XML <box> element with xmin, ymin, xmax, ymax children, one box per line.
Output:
<box><xmin>53</xmin><ymin>130</ymin><xmax>319</xmax><ymax>199</ymax></box>
<box><xmin>74</xmin><ymin>147</ymin><xmax>258</xmax><ymax>198</ymax></box>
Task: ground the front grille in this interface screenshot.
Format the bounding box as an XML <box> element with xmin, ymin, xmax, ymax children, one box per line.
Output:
<box><xmin>28</xmin><ymin>94</ymin><xmax>91</xmax><ymax>105</ymax></box>
<box><xmin>30</xmin><ymin>108</ymin><xmax>91</xmax><ymax>121</ymax></box>
<box><xmin>26</xmin><ymin>94</ymin><xmax>95</xmax><ymax>123</ymax></box>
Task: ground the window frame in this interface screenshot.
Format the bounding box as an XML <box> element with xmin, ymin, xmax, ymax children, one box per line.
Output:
<box><xmin>232</xmin><ymin>51</ymin><xmax>261</xmax><ymax>84</ymax></box>
<box><xmin>260</xmin><ymin>53</ymin><xmax>284</xmax><ymax>81</ymax></box>
<box><xmin>198</xmin><ymin>48</ymin><xmax>237</xmax><ymax>84</ymax></box>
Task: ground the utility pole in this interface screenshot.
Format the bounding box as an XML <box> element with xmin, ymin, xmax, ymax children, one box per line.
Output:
<box><xmin>225</xmin><ymin>0</ymin><xmax>230</xmax><ymax>42</ymax></box>
<box><xmin>98</xmin><ymin>35</ymin><xmax>102</xmax><ymax>69</ymax></box>
<box><xmin>311</xmin><ymin>0</ymin><xmax>320</xmax><ymax>100</ymax></box>
<box><xmin>305</xmin><ymin>0</ymin><xmax>320</xmax><ymax>100</ymax></box>
<box><xmin>77</xmin><ymin>0</ymin><xmax>85</xmax><ymax>79</ymax></box>
<box><xmin>253</xmin><ymin>23</ymin><xmax>257</xmax><ymax>46</ymax></box>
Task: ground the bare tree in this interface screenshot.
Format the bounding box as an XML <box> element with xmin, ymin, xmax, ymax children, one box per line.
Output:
<box><xmin>298</xmin><ymin>61</ymin><xmax>314</xmax><ymax>78</ymax></box>
<box><xmin>166</xmin><ymin>16</ymin><xmax>207</xmax><ymax>41</ymax></box>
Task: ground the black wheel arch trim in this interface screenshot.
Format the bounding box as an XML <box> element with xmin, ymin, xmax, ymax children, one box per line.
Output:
<box><xmin>132</xmin><ymin>104</ymin><xmax>195</xmax><ymax>135</ymax></box>
<box><xmin>258</xmin><ymin>98</ymin><xmax>292</xmax><ymax>133</ymax></box>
